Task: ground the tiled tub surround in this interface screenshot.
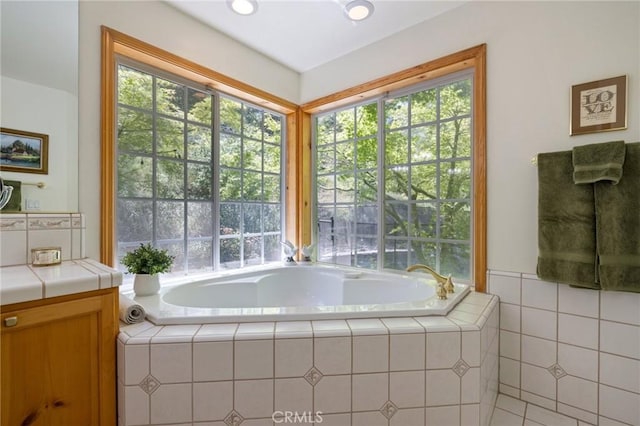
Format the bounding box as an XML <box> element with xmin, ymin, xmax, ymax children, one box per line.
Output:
<box><xmin>117</xmin><ymin>292</ymin><xmax>499</xmax><ymax>426</ymax></box>
<box><xmin>0</xmin><ymin>258</ymin><xmax>123</xmax><ymax>305</ymax></box>
<box><xmin>0</xmin><ymin>212</ymin><xmax>86</xmax><ymax>266</ymax></box>
<box><xmin>488</xmin><ymin>270</ymin><xmax>640</xmax><ymax>426</ymax></box>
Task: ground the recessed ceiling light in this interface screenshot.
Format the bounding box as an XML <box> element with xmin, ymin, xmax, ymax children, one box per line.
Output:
<box><xmin>227</xmin><ymin>0</ymin><xmax>258</xmax><ymax>16</ymax></box>
<box><xmin>345</xmin><ymin>0</ymin><xmax>374</xmax><ymax>22</ymax></box>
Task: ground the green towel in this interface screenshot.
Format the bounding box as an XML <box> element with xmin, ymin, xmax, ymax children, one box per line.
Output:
<box><xmin>573</xmin><ymin>140</ymin><xmax>626</xmax><ymax>184</ymax></box>
<box><xmin>596</xmin><ymin>142</ymin><xmax>640</xmax><ymax>292</ymax></box>
<box><xmin>2</xmin><ymin>180</ymin><xmax>21</xmax><ymax>212</ymax></box>
<box><xmin>537</xmin><ymin>150</ymin><xmax>599</xmax><ymax>288</ymax></box>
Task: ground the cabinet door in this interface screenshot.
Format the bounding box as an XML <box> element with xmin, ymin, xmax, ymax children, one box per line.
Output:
<box><xmin>1</xmin><ymin>292</ymin><xmax>116</xmax><ymax>426</ymax></box>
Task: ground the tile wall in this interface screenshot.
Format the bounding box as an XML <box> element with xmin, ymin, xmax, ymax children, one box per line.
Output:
<box><xmin>0</xmin><ymin>213</ymin><xmax>86</xmax><ymax>266</ymax></box>
<box><xmin>488</xmin><ymin>270</ymin><xmax>640</xmax><ymax>426</ymax></box>
<box><xmin>117</xmin><ymin>292</ymin><xmax>499</xmax><ymax>426</ymax></box>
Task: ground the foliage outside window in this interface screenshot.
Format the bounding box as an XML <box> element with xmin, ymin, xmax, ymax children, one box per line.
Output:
<box><xmin>116</xmin><ymin>63</ymin><xmax>284</xmax><ymax>273</ymax></box>
<box><xmin>315</xmin><ymin>73</ymin><xmax>473</xmax><ymax>280</ymax></box>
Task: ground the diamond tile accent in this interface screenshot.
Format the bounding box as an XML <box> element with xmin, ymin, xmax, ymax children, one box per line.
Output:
<box><xmin>139</xmin><ymin>374</ymin><xmax>160</xmax><ymax>395</ymax></box>
<box><xmin>224</xmin><ymin>410</ymin><xmax>244</xmax><ymax>426</ymax></box>
<box><xmin>452</xmin><ymin>359</ymin><xmax>470</xmax><ymax>377</ymax></box>
<box><xmin>380</xmin><ymin>401</ymin><xmax>399</xmax><ymax>419</ymax></box>
<box><xmin>304</xmin><ymin>367</ymin><xmax>324</xmax><ymax>386</ymax></box>
<box><xmin>547</xmin><ymin>363</ymin><xmax>567</xmax><ymax>379</ymax></box>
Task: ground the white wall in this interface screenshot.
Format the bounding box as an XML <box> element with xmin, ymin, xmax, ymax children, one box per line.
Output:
<box><xmin>0</xmin><ymin>76</ymin><xmax>78</xmax><ymax>212</ymax></box>
<box><xmin>78</xmin><ymin>0</ymin><xmax>300</xmax><ymax>260</ymax></box>
<box><xmin>78</xmin><ymin>1</ymin><xmax>639</xmax><ymax>272</ymax></box>
<box><xmin>302</xmin><ymin>1</ymin><xmax>640</xmax><ymax>274</ymax></box>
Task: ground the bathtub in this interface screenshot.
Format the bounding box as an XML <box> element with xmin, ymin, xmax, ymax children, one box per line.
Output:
<box><xmin>125</xmin><ymin>264</ymin><xmax>470</xmax><ymax>325</ymax></box>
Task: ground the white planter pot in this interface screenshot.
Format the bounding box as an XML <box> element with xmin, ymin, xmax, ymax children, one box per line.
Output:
<box><xmin>133</xmin><ymin>274</ymin><xmax>160</xmax><ymax>296</ymax></box>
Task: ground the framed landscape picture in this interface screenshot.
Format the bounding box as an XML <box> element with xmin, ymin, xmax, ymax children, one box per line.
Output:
<box><xmin>0</xmin><ymin>127</ymin><xmax>49</xmax><ymax>174</ymax></box>
<box><xmin>570</xmin><ymin>75</ymin><xmax>627</xmax><ymax>136</ymax></box>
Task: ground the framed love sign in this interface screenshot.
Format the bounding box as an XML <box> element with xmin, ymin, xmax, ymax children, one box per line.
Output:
<box><xmin>570</xmin><ymin>75</ymin><xmax>627</xmax><ymax>136</ymax></box>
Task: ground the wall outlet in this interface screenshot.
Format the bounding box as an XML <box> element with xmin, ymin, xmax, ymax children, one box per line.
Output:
<box><xmin>26</xmin><ymin>199</ymin><xmax>40</xmax><ymax>210</ymax></box>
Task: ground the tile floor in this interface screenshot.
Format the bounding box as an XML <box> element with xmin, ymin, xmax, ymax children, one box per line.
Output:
<box><xmin>490</xmin><ymin>394</ymin><xmax>594</xmax><ymax>426</ymax></box>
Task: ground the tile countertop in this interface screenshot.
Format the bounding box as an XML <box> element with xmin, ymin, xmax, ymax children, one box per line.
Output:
<box><xmin>0</xmin><ymin>258</ymin><xmax>122</xmax><ymax>306</ymax></box>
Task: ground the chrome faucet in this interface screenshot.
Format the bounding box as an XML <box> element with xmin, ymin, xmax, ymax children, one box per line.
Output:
<box><xmin>281</xmin><ymin>240</ymin><xmax>298</xmax><ymax>265</ymax></box>
<box><xmin>406</xmin><ymin>264</ymin><xmax>455</xmax><ymax>300</ymax></box>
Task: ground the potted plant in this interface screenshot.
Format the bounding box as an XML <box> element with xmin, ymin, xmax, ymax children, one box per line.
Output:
<box><xmin>121</xmin><ymin>243</ymin><xmax>175</xmax><ymax>296</ymax></box>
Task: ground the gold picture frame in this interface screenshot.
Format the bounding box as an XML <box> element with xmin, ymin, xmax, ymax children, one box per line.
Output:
<box><xmin>0</xmin><ymin>127</ymin><xmax>49</xmax><ymax>174</ymax></box>
<box><xmin>570</xmin><ymin>75</ymin><xmax>627</xmax><ymax>136</ymax></box>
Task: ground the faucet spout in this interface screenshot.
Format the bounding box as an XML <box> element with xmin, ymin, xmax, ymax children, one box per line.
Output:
<box><xmin>406</xmin><ymin>264</ymin><xmax>455</xmax><ymax>295</ymax></box>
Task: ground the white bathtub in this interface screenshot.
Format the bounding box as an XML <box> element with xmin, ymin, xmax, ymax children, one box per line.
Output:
<box><xmin>126</xmin><ymin>264</ymin><xmax>470</xmax><ymax>324</ymax></box>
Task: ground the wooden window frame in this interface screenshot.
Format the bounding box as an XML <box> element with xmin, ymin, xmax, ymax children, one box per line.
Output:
<box><xmin>300</xmin><ymin>45</ymin><xmax>487</xmax><ymax>291</ymax></box>
<box><xmin>101</xmin><ymin>28</ymin><xmax>486</xmax><ymax>291</ymax></box>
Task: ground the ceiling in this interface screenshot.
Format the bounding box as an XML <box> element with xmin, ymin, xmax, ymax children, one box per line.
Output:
<box><xmin>166</xmin><ymin>0</ymin><xmax>466</xmax><ymax>73</ymax></box>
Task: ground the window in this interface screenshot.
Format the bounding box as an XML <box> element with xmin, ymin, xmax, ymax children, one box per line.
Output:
<box><xmin>116</xmin><ymin>63</ymin><xmax>284</xmax><ymax>273</ymax></box>
<box><xmin>314</xmin><ymin>72</ymin><xmax>473</xmax><ymax>280</ymax></box>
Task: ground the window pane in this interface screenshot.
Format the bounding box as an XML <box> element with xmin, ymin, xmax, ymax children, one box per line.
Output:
<box><xmin>441</xmin><ymin>242</ymin><xmax>470</xmax><ymax>279</ymax></box>
<box><xmin>385</xmin><ymin>167</ymin><xmax>408</xmax><ymax>200</ymax></box>
<box><xmin>244</xmin><ymin>236</ymin><xmax>262</xmax><ymax>264</ymax></box>
<box><xmin>356</xmin><ymin>171</ymin><xmax>376</xmax><ymax>203</ymax></box>
<box><xmin>117</xmin><ymin>199</ymin><xmax>152</xmax><ymax>242</ymax></box>
<box><xmin>409</xmin><ymin>241</ymin><xmax>437</xmax><ymax>267</ymax></box>
<box><xmin>385</xmin><ymin>130</ymin><xmax>408</xmax><ymax>165</ymax></box>
<box><xmin>188</xmin><ymin>202</ymin><xmax>212</xmax><ymax>238</ymax></box>
<box><xmin>157</xmin><ymin>201</ymin><xmax>184</xmax><ymax>240</ymax></box>
<box><xmin>441</xmin><ymin>201</ymin><xmax>471</xmax><ymax>240</ymax></box>
<box><xmin>220</xmin><ymin>237</ymin><xmax>241</xmax><ymax>268</ymax></box>
<box><xmin>117</xmin><ymin>154</ymin><xmax>152</xmax><ymax>198</ymax></box>
<box><xmin>156</xmin><ymin>78</ymin><xmax>184</xmax><ymax>118</ymax></box>
<box><xmin>356</xmin><ymin>138</ymin><xmax>377</xmax><ymax>170</ymax></box>
<box><xmin>385</xmin><ymin>96</ymin><xmax>409</xmax><ymax>129</ymax></box>
<box><xmin>411</xmin><ymin>164</ymin><xmax>437</xmax><ymax>200</ymax></box>
<box><xmin>118</xmin><ymin>107</ymin><xmax>153</xmax><ymax>153</ymax></box>
<box><xmin>411</xmin><ymin>89</ymin><xmax>437</xmax><ymax>125</ymax></box>
<box><xmin>411</xmin><ymin>125</ymin><xmax>437</xmax><ymax>163</ymax></box>
<box><xmin>157</xmin><ymin>159</ymin><xmax>184</xmax><ymax>199</ymax></box>
<box><xmin>335</xmin><ymin>141</ymin><xmax>354</xmax><ymax>172</ymax></box>
<box><xmin>440</xmin><ymin>118</ymin><xmax>471</xmax><ymax>159</ymax></box>
<box><xmin>440</xmin><ymin>79</ymin><xmax>471</xmax><ymax>119</ymax></box>
<box><xmin>336</xmin><ymin>174</ymin><xmax>355</xmax><ymax>203</ymax></box>
<box><xmin>220</xmin><ymin>134</ymin><xmax>241</xmax><ymax>168</ymax></box>
<box><xmin>243</xmin><ymin>106</ymin><xmax>263</xmax><ymax>139</ymax></box>
<box><xmin>188</xmin><ymin>124</ymin><xmax>211</xmax><ymax>162</ymax></box>
<box><xmin>264</xmin><ymin>113</ymin><xmax>281</xmax><ymax>143</ymax></box>
<box><xmin>118</xmin><ymin>65</ymin><xmax>152</xmax><ymax>110</ymax></box>
<box><xmin>356</xmin><ymin>205</ymin><xmax>377</xmax><ymax>235</ymax></box>
<box><xmin>317</xmin><ymin>175</ymin><xmax>335</xmax><ymax>204</ymax></box>
<box><xmin>316</xmin><ymin>114</ymin><xmax>335</xmax><ymax>146</ymax></box>
<box><xmin>243</xmin><ymin>204</ymin><xmax>262</xmax><ymax>234</ymax></box>
<box><xmin>263</xmin><ymin>204</ymin><xmax>280</xmax><ymax>232</ymax></box>
<box><xmin>220</xmin><ymin>203</ymin><xmax>241</xmax><ymax>235</ymax></box>
<box><xmin>220</xmin><ymin>168</ymin><xmax>241</xmax><ymax>201</ymax></box>
<box><xmin>440</xmin><ymin>160</ymin><xmax>471</xmax><ymax>200</ymax></box>
<box><xmin>220</xmin><ymin>97</ymin><xmax>242</xmax><ymax>135</ymax></box>
<box><xmin>187</xmin><ymin>163</ymin><xmax>212</xmax><ymax>200</ymax></box>
<box><xmin>242</xmin><ymin>171</ymin><xmax>262</xmax><ymax>201</ymax></box>
<box><xmin>187</xmin><ymin>88</ymin><xmax>211</xmax><ymax>125</ymax></box>
<box><xmin>356</xmin><ymin>103</ymin><xmax>377</xmax><ymax>138</ymax></box>
<box><xmin>264</xmin><ymin>234</ymin><xmax>281</xmax><ymax>262</ymax></box>
<box><xmin>263</xmin><ymin>143</ymin><xmax>280</xmax><ymax>174</ymax></box>
<box><xmin>383</xmin><ymin>239</ymin><xmax>408</xmax><ymax>269</ymax></box>
<box><xmin>263</xmin><ymin>175</ymin><xmax>280</xmax><ymax>203</ymax></box>
<box><xmin>335</xmin><ymin>109</ymin><xmax>354</xmax><ymax>142</ymax></box>
<box><xmin>244</xmin><ymin>139</ymin><xmax>262</xmax><ymax>171</ymax></box>
<box><xmin>188</xmin><ymin>240</ymin><xmax>213</xmax><ymax>271</ymax></box>
<box><xmin>157</xmin><ymin>117</ymin><xmax>183</xmax><ymax>156</ymax></box>
<box><xmin>384</xmin><ymin>202</ymin><xmax>408</xmax><ymax>237</ymax></box>
<box><xmin>159</xmin><ymin>241</ymin><xmax>185</xmax><ymax>272</ymax></box>
<box><xmin>411</xmin><ymin>202</ymin><xmax>437</xmax><ymax>238</ymax></box>
<box><xmin>355</xmin><ymin>237</ymin><xmax>377</xmax><ymax>269</ymax></box>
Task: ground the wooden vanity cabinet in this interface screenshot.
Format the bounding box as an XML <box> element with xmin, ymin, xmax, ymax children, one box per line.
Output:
<box><xmin>1</xmin><ymin>287</ymin><xmax>118</xmax><ymax>426</ymax></box>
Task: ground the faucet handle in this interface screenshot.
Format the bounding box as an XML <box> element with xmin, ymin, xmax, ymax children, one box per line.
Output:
<box><xmin>444</xmin><ymin>275</ymin><xmax>455</xmax><ymax>293</ymax></box>
<box><xmin>436</xmin><ymin>282</ymin><xmax>447</xmax><ymax>300</ymax></box>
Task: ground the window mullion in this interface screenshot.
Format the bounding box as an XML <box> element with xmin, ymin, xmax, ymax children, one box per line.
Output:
<box><xmin>213</xmin><ymin>93</ymin><xmax>221</xmax><ymax>271</ymax></box>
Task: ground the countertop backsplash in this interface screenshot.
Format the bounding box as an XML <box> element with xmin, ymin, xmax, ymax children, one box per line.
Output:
<box><xmin>0</xmin><ymin>212</ymin><xmax>85</xmax><ymax>267</ymax></box>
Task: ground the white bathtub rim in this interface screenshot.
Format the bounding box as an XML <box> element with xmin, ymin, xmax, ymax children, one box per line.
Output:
<box><xmin>120</xmin><ymin>263</ymin><xmax>471</xmax><ymax>325</ymax></box>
